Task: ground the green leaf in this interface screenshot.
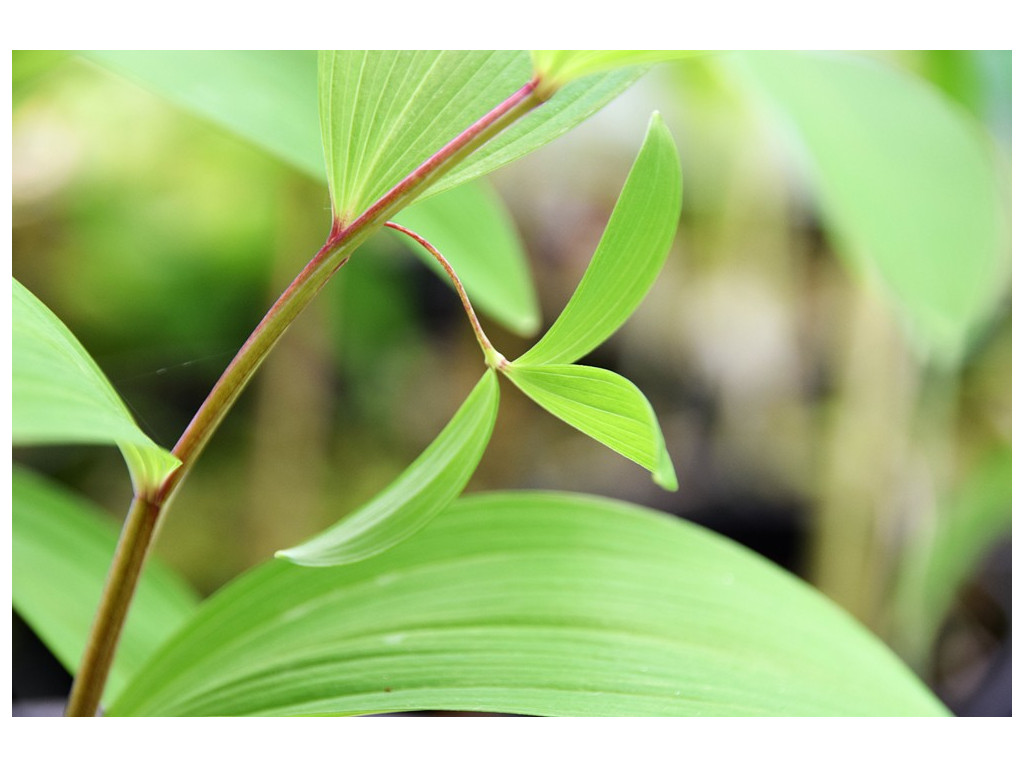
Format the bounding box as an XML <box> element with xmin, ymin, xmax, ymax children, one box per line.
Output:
<box><xmin>504</xmin><ymin>364</ymin><xmax>676</xmax><ymax>491</ymax></box>
<box><xmin>731</xmin><ymin>51</ymin><xmax>1009</xmax><ymax>363</ymax></box>
<box><xmin>12</xmin><ymin>467</ymin><xmax>199</xmax><ymax>705</ymax></box>
<box><xmin>891</xmin><ymin>444</ymin><xmax>1012</xmax><ymax>666</ymax></box>
<box><xmin>12</xmin><ymin>279</ymin><xmax>180</xmax><ymax>493</ymax></box>
<box><xmin>84</xmin><ymin>50</ymin><xmax>324</xmax><ymax>179</ymax></box>
<box><xmin>393</xmin><ymin>181</ymin><xmax>540</xmax><ymax>336</ymax></box>
<box><xmin>531</xmin><ymin>50</ymin><xmax>699</xmax><ymax>93</ymax></box>
<box><xmin>319</xmin><ymin>51</ymin><xmax>643</xmax><ymax>220</ymax></box>
<box><xmin>111</xmin><ymin>492</ymin><xmax>947</xmax><ymax>716</ymax></box>
<box><xmin>516</xmin><ymin>112</ymin><xmax>681</xmax><ymax>366</ymax></box>
<box><xmin>320</xmin><ymin>51</ymin><xmax>531</xmax><ymax>220</ymax></box>
<box><xmin>277</xmin><ymin>370</ymin><xmax>499</xmax><ymax>566</ymax></box>
<box><xmin>83</xmin><ymin>51</ymin><xmax>539</xmax><ymax>337</ymax></box>
<box><xmin>424</xmin><ymin>67</ymin><xmax>645</xmax><ymax>200</ymax></box>
<box><xmin>84</xmin><ymin>51</ymin><xmax>641</xmax><ymax>220</ymax></box>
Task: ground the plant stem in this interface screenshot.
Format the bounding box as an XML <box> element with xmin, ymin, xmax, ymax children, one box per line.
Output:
<box><xmin>65</xmin><ymin>75</ymin><xmax>542</xmax><ymax>716</ymax></box>
<box><xmin>64</xmin><ymin>494</ymin><xmax>158</xmax><ymax>716</ymax></box>
<box><xmin>385</xmin><ymin>221</ymin><xmax>507</xmax><ymax>368</ymax></box>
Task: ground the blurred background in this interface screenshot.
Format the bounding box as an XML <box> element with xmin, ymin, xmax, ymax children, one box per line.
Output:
<box><xmin>12</xmin><ymin>51</ymin><xmax>1011</xmax><ymax>715</ymax></box>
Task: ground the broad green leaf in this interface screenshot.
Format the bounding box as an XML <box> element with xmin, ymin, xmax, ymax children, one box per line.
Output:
<box><xmin>111</xmin><ymin>492</ymin><xmax>947</xmax><ymax>716</ymax></box>
<box><xmin>84</xmin><ymin>50</ymin><xmax>324</xmax><ymax>179</ymax></box>
<box><xmin>277</xmin><ymin>370</ymin><xmax>499</xmax><ymax>566</ymax></box>
<box><xmin>504</xmin><ymin>364</ymin><xmax>676</xmax><ymax>491</ymax></box>
<box><xmin>12</xmin><ymin>467</ymin><xmax>199</xmax><ymax>705</ymax></box>
<box><xmin>320</xmin><ymin>51</ymin><xmax>531</xmax><ymax>220</ymax></box>
<box><xmin>12</xmin><ymin>279</ymin><xmax>180</xmax><ymax>493</ymax></box>
<box><xmin>319</xmin><ymin>51</ymin><xmax>642</xmax><ymax>220</ymax></box>
<box><xmin>891</xmin><ymin>444</ymin><xmax>1012</xmax><ymax>666</ymax></box>
<box><xmin>83</xmin><ymin>51</ymin><xmax>540</xmax><ymax>337</ymax></box>
<box><xmin>731</xmin><ymin>51</ymin><xmax>1009</xmax><ymax>363</ymax></box>
<box><xmin>85</xmin><ymin>51</ymin><xmax>641</xmax><ymax>216</ymax></box>
<box><xmin>393</xmin><ymin>181</ymin><xmax>540</xmax><ymax>336</ymax></box>
<box><xmin>531</xmin><ymin>50</ymin><xmax>698</xmax><ymax>93</ymax></box>
<box><xmin>516</xmin><ymin>112</ymin><xmax>681</xmax><ymax>366</ymax></box>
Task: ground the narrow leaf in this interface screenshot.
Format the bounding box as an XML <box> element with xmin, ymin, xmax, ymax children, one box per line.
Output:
<box><xmin>277</xmin><ymin>369</ymin><xmax>500</xmax><ymax>566</ymax></box>
<box><xmin>516</xmin><ymin>112</ymin><xmax>682</xmax><ymax>366</ymax></box>
<box><xmin>12</xmin><ymin>467</ymin><xmax>199</xmax><ymax>705</ymax></box>
<box><xmin>531</xmin><ymin>50</ymin><xmax>699</xmax><ymax>92</ymax></box>
<box><xmin>12</xmin><ymin>279</ymin><xmax>180</xmax><ymax>493</ymax></box>
<box><xmin>731</xmin><ymin>51</ymin><xmax>1009</xmax><ymax>363</ymax></box>
<box><xmin>393</xmin><ymin>181</ymin><xmax>540</xmax><ymax>336</ymax></box>
<box><xmin>111</xmin><ymin>492</ymin><xmax>947</xmax><ymax>716</ymax></box>
<box><xmin>84</xmin><ymin>50</ymin><xmax>324</xmax><ymax>178</ymax></box>
<box><xmin>504</xmin><ymin>364</ymin><xmax>676</xmax><ymax>490</ymax></box>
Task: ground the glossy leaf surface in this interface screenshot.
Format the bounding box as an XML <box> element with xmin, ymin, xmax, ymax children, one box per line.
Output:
<box><xmin>277</xmin><ymin>370</ymin><xmax>499</xmax><ymax>566</ymax></box>
<box><xmin>732</xmin><ymin>51</ymin><xmax>1009</xmax><ymax>362</ymax></box>
<box><xmin>516</xmin><ymin>112</ymin><xmax>681</xmax><ymax>366</ymax></box>
<box><xmin>12</xmin><ymin>279</ymin><xmax>180</xmax><ymax>492</ymax></box>
<box><xmin>112</xmin><ymin>492</ymin><xmax>947</xmax><ymax>716</ymax></box>
<box><xmin>12</xmin><ymin>468</ymin><xmax>199</xmax><ymax>705</ymax></box>
<box><xmin>504</xmin><ymin>364</ymin><xmax>676</xmax><ymax>490</ymax></box>
<box><xmin>392</xmin><ymin>181</ymin><xmax>539</xmax><ymax>336</ymax></box>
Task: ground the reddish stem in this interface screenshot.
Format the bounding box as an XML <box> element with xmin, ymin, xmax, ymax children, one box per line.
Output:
<box><xmin>386</xmin><ymin>221</ymin><xmax>507</xmax><ymax>368</ymax></box>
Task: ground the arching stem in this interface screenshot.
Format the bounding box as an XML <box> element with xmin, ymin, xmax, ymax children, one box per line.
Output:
<box><xmin>386</xmin><ymin>221</ymin><xmax>508</xmax><ymax>369</ymax></box>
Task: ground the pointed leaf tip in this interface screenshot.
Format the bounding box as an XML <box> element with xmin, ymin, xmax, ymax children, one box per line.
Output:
<box><xmin>504</xmin><ymin>363</ymin><xmax>676</xmax><ymax>490</ymax></box>
<box><xmin>12</xmin><ymin>278</ymin><xmax>180</xmax><ymax>493</ymax></box>
<box><xmin>278</xmin><ymin>369</ymin><xmax>500</xmax><ymax>566</ymax></box>
<box><xmin>516</xmin><ymin>112</ymin><xmax>681</xmax><ymax>367</ymax></box>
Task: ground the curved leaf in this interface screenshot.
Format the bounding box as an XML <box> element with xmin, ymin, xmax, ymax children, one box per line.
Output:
<box><xmin>516</xmin><ymin>112</ymin><xmax>681</xmax><ymax>366</ymax></box>
<box><xmin>12</xmin><ymin>467</ymin><xmax>199</xmax><ymax>705</ymax></box>
<box><xmin>504</xmin><ymin>364</ymin><xmax>676</xmax><ymax>490</ymax></box>
<box><xmin>12</xmin><ymin>278</ymin><xmax>180</xmax><ymax>493</ymax></box>
<box><xmin>731</xmin><ymin>51</ymin><xmax>1009</xmax><ymax>363</ymax></box>
<box><xmin>111</xmin><ymin>492</ymin><xmax>947</xmax><ymax>716</ymax></box>
<box><xmin>277</xmin><ymin>370</ymin><xmax>499</xmax><ymax>566</ymax></box>
<box><xmin>392</xmin><ymin>181</ymin><xmax>540</xmax><ymax>336</ymax></box>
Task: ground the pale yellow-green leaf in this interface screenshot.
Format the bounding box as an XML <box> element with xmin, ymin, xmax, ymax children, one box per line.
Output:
<box><xmin>516</xmin><ymin>112</ymin><xmax>681</xmax><ymax>366</ymax></box>
<box><xmin>111</xmin><ymin>492</ymin><xmax>947</xmax><ymax>716</ymax></box>
<box><xmin>277</xmin><ymin>370</ymin><xmax>499</xmax><ymax>566</ymax></box>
<box><xmin>504</xmin><ymin>364</ymin><xmax>676</xmax><ymax>491</ymax></box>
